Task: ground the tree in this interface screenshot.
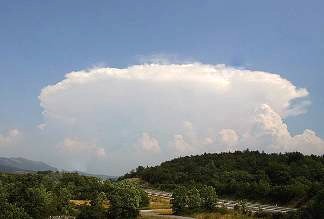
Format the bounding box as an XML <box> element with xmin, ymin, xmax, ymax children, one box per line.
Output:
<box><xmin>91</xmin><ymin>192</ymin><xmax>107</xmax><ymax>207</ymax></box>
<box><xmin>0</xmin><ymin>184</ymin><xmax>31</xmax><ymax>219</ymax></box>
<box><xmin>139</xmin><ymin>189</ymin><xmax>149</xmax><ymax>208</ymax></box>
<box><xmin>186</xmin><ymin>187</ymin><xmax>201</xmax><ymax>210</ymax></box>
<box><xmin>23</xmin><ymin>185</ymin><xmax>56</xmax><ymax>219</ymax></box>
<box><xmin>199</xmin><ymin>185</ymin><xmax>217</xmax><ymax>210</ymax></box>
<box><xmin>107</xmin><ymin>182</ymin><xmax>142</xmax><ymax>219</ymax></box>
<box><xmin>54</xmin><ymin>186</ymin><xmax>74</xmax><ymax>216</ymax></box>
<box><xmin>77</xmin><ymin>205</ymin><xmax>105</xmax><ymax>219</ymax></box>
<box><xmin>301</xmin><ymin>189</ymin><xmax>324</xmax><ymax>218</ymax></box>
<box><xmin>0</xmin><ymin>202</ymin><xmax>31</xmax><ymax>219</ymax></box>
<box><xmin>172</xmin><ymin>186</ymin><xmax>203</xmax><ymax>214</ymax></box>
<box><xmin>77</xmin><ymin>192</ymin><xmax>107</xmax><ymax>219</ymax></box>
<box><xmin>171</xmin><ymin>186</ymin><xmax>188</xmax><ymax>213</ymax></box>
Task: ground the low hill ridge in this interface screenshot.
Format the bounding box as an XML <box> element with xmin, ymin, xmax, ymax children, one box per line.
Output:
<box><xmin>0</xmin><ymin>157</ymin><xmax>57</xmax><ymax>172</ymax></box>
<box><xmin>124</xmin><ymin>150</ymin><xmax>324</xmax><ymax>207</ymax></box>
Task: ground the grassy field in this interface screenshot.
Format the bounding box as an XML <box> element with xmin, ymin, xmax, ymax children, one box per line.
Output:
<box><xmin>149</xmin><ymin>196</ymin><xmax>172</xmax><ymax>209</ymax></box>
<box><xmin>138</xmin><ymin>196</ymin><xmax>174</xmax><ymax>218</ymax></box>
<box><xmin>69</xmin><ymin>199</ymin><xmax>91</xmax><ymax>206</ymax></box>
<box><xmin>69</xmin><ymin>199</ymin><xmax>110</xmax><ymax>208</ymax></box>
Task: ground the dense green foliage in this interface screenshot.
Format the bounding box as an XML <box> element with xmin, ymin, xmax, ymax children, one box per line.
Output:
<box><xmin>126</xmin><ymin>151</ymin><xmax>324</xmax><ymax>207</ymax></box>
<box><xmin>0</xmin><ymin>171</ymin><xmax>148</xmax><ymax>219</ymax></box>
<box><xmin>299</xmin><ymin>189</ymin><xmax>324</xmax><ymax>219</ymax></box>
<box><xmin>172</xmin><ymin>185</ymin><xmax>218</xmax><ymax>214</ymax></box>
<box><xmin>108</xmin><ymin>182</ymin><xmax>143</xmax><ymax>218</ymax></box>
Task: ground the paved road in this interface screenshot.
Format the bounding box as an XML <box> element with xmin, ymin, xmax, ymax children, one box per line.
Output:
<box><xmin>140</xmin><ymin>210</ymin><xmax>194</xmax><ymax>219</ymax></box>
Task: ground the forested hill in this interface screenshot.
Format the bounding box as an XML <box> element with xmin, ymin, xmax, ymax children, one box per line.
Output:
<box><xmin>124</xmin><ymin>151</ymin><xmax>324</xmax><ymax>206</ymax></box>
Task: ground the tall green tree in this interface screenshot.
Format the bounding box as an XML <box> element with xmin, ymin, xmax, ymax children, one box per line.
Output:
<box><xmin>186</xmin><ymin>187</ymin><xmax>201</xmax><ymax>210</ymax></box>
<box><xmin>107</xmin><ymin>182</ymin><xmax>143</xmax><ymax>219</ymax></box>
<box><xmin>199</xmin><ymin>185</ymin><xmax>217</xmax><ymax>210</ymax></box>
<box><xmin>171</xmin><ymin>186</ymin><xmax>188</xmax><ymax>213</ymax></box>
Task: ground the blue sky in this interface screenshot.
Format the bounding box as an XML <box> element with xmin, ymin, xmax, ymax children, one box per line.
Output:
<box><xmin>0</xmin><ymin>1</ymin><xmax>323</xmax><ymax>173</ymax></box>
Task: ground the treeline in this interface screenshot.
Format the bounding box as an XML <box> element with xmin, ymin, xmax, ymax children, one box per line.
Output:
<box><xmin>0</xmin><ymin>171</ymin><xmax>148</xmax><ymax>219</ymax></box>
<box><xmin>124</xmin><ymin>150</ymin><xmax>324</xmax><ymax>217</ymax></box>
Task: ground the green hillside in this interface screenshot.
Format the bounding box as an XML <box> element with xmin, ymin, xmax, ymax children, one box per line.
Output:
<box><xmin>124</xmin><ymin>151</ymin><xmax>324</xmax><ymax>207</ymax></box>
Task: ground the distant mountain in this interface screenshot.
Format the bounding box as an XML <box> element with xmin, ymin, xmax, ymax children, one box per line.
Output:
<box><xmin>0</xmin><ymin>157</ymin><xmax>117</xmax><ymax>179</ymax></box>
<box><xmin>0</xmin><ymin>157</ymin><xmax>57</xmax><ymax>173</ymax></box>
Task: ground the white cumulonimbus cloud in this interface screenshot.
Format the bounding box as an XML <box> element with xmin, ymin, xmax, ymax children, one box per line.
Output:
<box><xmin>38</xmin><ymin>63</ymin><xmax>324</xmax><ymax>174</ymax></box>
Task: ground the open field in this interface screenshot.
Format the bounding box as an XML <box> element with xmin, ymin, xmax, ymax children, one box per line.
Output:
<box><xmin>149</xmin><ymin>195</ymin><xmax>172</xmax><ymax>209</ymax></box>
<box><xmin>69</xmin><ymin>200</ymin><xmax>91</xmax><ymax>206</ymax></box>
<box><xmin>69</xmin><ymin>199</ymin><xmax>110</xmax><ymax>208</ymax></box>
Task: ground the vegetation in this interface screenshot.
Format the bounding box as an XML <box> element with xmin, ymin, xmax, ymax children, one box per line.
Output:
<box><xmin>0</xmin><ymin>171</ymin><xmax>149</xmax><ymax>219</ymax></box>
<box><xmin>1</xmin><ymin>150</ymin><xmax>324</xmax><ymax>219</ymax></box>
<box><xmin>125</xmin><ymin>151</ymin><xmax>324</xmax><ymax>204</ymax></box>
<box><xmin>172</xmin><ymin>185</ymin><xmax>217</xmax><ymax>214</ymax></box>
<box><xmin>125</xmin><ymin>150</ymin><xmax>324</xmax><ymax>219</ymax></box>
